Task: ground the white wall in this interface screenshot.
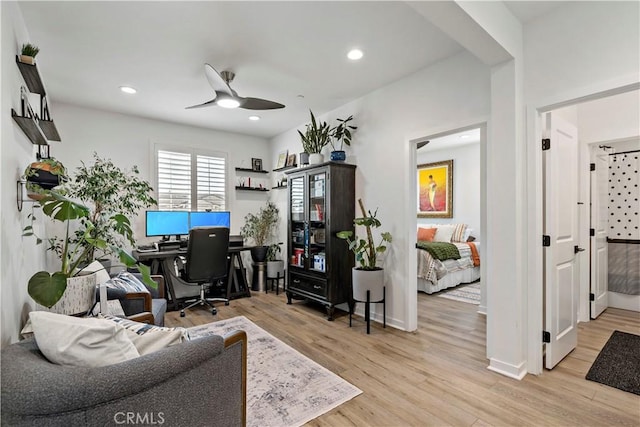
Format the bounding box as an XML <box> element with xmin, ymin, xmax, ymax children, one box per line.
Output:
<box><xmin>270</xmin><ymin>51</ymin><xmax>491</xmax><ymax>330</ymax></box>
<box><xmin>51</xmin><ymin>102</ymin><xmax>270</xmax><ymax>242</ymax></box>
<box><xmin>1</xmin><ymin>2</ymin><xmax>46</xmax><ymax>347</ymax></box>
<box><xmin>416</xmin><ymin>142</ymin><xmax>481</xmax><ymax>236</ymax></box>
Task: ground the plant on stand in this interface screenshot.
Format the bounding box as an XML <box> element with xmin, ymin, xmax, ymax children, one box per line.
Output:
<box><xmin>266</xmin><ymin>242</ymin><xmax>284</xmax><ymax>279</ymax></box>
<box><xmin>337</xmin><ymin>198</ymin><xmax>392</xmax><ymax>333</ymax></box>
<box><xmin>23</xmin><ymin>157</ymin><xmax>68</xmax><ymax>200</ymax></box>
<box><xmin>240</xmin><ymin>201</ymin><xmax>280</xmax><ymax>262</ymax></box>
<box><xmin>23</xmin><ymin>192</ymin><xmax>154</xmax><ymax>310</ymax></box>
<box><xmin>298</xmin><ymin>110</ymin><xmax>331</xmax><ymax>165</ymax></box>
<box><xmin>329</xmin><ymin>115</ymin><xmax>357</xmax><ymax>162</ymax></box>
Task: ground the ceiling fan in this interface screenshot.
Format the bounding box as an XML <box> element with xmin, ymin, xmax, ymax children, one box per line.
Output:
<box><xmin>186</xmin><ymin>63</ymin><xmax>285</xmax><ymax>111</ymax></box>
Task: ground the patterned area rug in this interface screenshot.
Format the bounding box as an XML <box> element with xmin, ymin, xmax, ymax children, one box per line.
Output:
<box><xmin>188</xmin><ymin>316</ymin><xmax>362</xmax><ymax>427</ymax></box>
<box><xmin>436</xmin><ymin>282</ymin><xmax>481</xmax><ymax>305</ymax></box>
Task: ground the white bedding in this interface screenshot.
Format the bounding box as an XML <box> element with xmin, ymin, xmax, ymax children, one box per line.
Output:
<box><xmin>417</xmin><ymin>242</ymin><xmax>480</xmax><ymax>294</ymax></box>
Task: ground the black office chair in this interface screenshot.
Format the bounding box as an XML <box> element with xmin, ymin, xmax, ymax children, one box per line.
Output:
<box><xmin>177</xmin><ymin>226</ymin><xmax>230</xmax><ymax>317</ymax></box>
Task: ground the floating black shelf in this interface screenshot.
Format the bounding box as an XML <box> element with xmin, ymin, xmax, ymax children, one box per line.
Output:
<box><xmin>271</xmin><ymin>185</ymin><xmax>287</xmax><ymax>190</ymax></box>
<box><xmin>235</xmin><ymin>186</ymin><xmax>269</xmax><ymax>192</ymax></box>
<box><xmin>11</xmin><ymin>109</ymin><xmax>47</xmax><ymax>145</ymax></box>
<box><xmin>16</xmin><ymin>57</ymin><xmax>46</xmax><ymax>95</ymax></box>
<box><xmin>235</xmin><ymin>167</ymin><xmax>269</xmax><ymax>174</ymax></box>
<box><xmin>38</xmin><ymin>120</ymin><xmax>61</xmax><ymax>142</ymax></box>
<box><xmin>273</xmin><ymin>165</ymin><xmax>297</xmax><ymax>172</ymax></box>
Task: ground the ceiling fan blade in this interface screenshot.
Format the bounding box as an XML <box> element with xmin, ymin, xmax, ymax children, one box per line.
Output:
<box><xmin>185</xmin><ymin>98</ymin><xmax>217</xmax><ymax>109</ymax></box>
<box><xmin>204</xmin><ymin>63</ymin><xmax>233</xmax><ymax>96</ymax></box>
<box><xmin>239</xmin><ymin>97</ymin><xmax>285</xmax><ymax>110</ymax></box>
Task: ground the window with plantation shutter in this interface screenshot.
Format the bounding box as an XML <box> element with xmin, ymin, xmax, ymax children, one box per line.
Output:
<box><xmin>155</xmin><ymin>147</ymin><xmax>227</xmax><ymax>211</ymax></box>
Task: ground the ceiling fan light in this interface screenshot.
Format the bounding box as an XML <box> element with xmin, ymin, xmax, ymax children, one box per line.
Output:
<box><xmin>216</xmin><ymin>97</ymin><xmax>240</xmax><ymax>109</ymax></box>
<box><xmin>347</xmin><ymin>49</ymin><xmax>363</xmax><ymax>60</ymax></box>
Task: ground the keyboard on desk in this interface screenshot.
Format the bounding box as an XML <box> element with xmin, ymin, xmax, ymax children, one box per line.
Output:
<box><xmin>136</xmin><ymin>243</ymin><xmax>158</xmax><ymax>253</ymax></box>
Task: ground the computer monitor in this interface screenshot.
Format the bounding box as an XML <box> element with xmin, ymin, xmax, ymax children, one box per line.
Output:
<box><xmin>190</xmin><ymin>211</ymin><xmax>231</xmax><ymax>229</ymax></box>
<box><xmin>145</xmin><ymin>211</ymin><xmax>190</xmax><ymax>238</ymax></box>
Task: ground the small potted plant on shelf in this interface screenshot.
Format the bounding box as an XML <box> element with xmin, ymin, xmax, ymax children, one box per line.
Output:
<box><xmin>23</xmin><ymin>157</ymin><xmax>68</xmax><ymax>200</ymax></box>
<box><xmin>298</xmin><ymin>110</ymin><xmax>331</xmax><ymax>165</ymax></box>
<box><xmin>337</xmin><ymin>198</ymin><xmax>392</xmax><ymax>304</ymax></box>
<box><xmin>240</xmin><ymin>201</ymin><xmax>280</xmax><ymax>262</ymax></box>
<box><xmin>20</xmin><ymin>43</ymin><xmax>40</xmax><ymax>65</ymax></box>
<box><xmin>329</xmin><ymin>115</ymin><xmax>357</xmax><ymax>162</ymax></box>
<box><xmin>266</xmin><ymin>242</ymin><xmax>284</xmax><ymax>278</ymax></box>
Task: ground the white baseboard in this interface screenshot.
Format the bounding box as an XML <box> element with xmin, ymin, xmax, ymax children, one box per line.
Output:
<box><xmin>487</xmin><ymin>358</ymin><xmax>527</xmax><ymax>380</ymax></box>
<box><xmin>609</xmin><ymin>292</ymin><xmax>640</xmax><ymax>312</ymax></box>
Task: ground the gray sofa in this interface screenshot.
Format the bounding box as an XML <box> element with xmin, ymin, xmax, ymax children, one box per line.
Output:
<box><xmin>1</xmin><ymin>331</ymin><xmax>247</xmax><ymax>426</ymax></box>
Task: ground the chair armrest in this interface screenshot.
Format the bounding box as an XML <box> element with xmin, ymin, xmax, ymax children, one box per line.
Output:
<box><xmin>150</xmin><ymin>275</ymin><xmax>165</xmax><ymax>299</ymax></box>
<box><xmin>122</xmin><ymin>292</ymin><xmax>152</xmax><ymax>313</ymax></box>
<box><xmin>224</xmin><ymin>330</ymin><xmax>247</xmax><ymax>426</ymax></box>
<box><xmin>127</xmin><ymin>312</ymin><xmax>155</xmax><ymax>324</ymax></box>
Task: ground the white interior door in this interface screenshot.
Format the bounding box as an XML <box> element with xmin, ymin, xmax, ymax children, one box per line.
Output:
<box><xmin>544</xmin><ymin>113</ymin><xmax>579</xmax><ymax>370</ymax></box>
<box><xmin>590</xmin><ymin>148</ymin><xmax>608</xmax><ymax>318</ymax></box>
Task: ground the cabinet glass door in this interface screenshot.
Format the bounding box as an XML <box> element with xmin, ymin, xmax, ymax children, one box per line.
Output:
<box><xmin>308</xmin><ymin>171</ymin><xmax>326</xmax><ymax>273</ymax></box>
<box><xmin>290</xmin><ymin>176</ymin><xmax>305</xmax><ymax>269</ymax></box>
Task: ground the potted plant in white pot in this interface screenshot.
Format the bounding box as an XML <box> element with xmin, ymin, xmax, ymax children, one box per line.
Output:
<box><xmin>337</xmin><ymin>198</ymin><xmax>392</xmax><ymax>332</ymax></box>
<box><xmin>22</xmin><ymin>191</ymin><xmax>155</xmax><ymax>313</ymax></box>
<box><xmin>298</xmin><ymin>110</ymin><xmax>331</xmax><ymax>165</ymax></box>
<box><xmin>329</xmin><ymin>115</ymin><xmax>357</xmax><ymax>162</ymax></box>
<box><xmin>266</xmin><ymin>242</ymin><xmax>284</xmax><ymax>278</ymax></box>
<box><xmin>240</xmin><ymin>202</ymin><xmax>280</xmax><ymax>262</ymax></box>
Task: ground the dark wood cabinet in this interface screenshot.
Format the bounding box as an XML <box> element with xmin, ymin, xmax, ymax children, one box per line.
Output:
<box><xmin>285</xmin><ymin>162</ymin><xmax>356</xmax><ymax>320</ymax></box>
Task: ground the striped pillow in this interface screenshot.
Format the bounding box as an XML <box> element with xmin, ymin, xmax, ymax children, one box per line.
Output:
<box><xmin>450</xmin><ymin>224</ymin><xmax>468</xmax><ymax>242</ymax></box>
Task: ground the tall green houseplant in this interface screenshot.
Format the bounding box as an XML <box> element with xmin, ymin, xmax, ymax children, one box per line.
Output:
<box><xmin>63</xmin><ymin>153</ymin><xmax>156</xmax><ymax>263</ymax></box>
<box><xmin>240</xmin><ymin>202</ymin><xmax>280</xmax><ymax>262</ymax></box>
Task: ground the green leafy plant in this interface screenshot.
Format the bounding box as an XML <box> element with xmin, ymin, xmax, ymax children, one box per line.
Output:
<box><xmin>298</xmin><ymin>110</ymin><xmax>331</xmax><ymax>154</ymax></box>
<box><xmin>23</xmin><ymin>157</ymin><xmax>68</xmax><ymax>197</ymax></box>
<box><xmin>240</xmin><ymin>202</ymin><xmax>280</xmax><ymax>247</ymax></box>
<box><xmin>23</xmin><ymin>191</ymin><xmax>154</xmax><ymax>308</ymax></box>
<box><xmin>266</xmin><ymin>243</ymin><xmax>282</xmax><ymax>261</ymax></box>
<box><xmin>337</xmin><ymin>199</ymin><xmax>392</xmax><ymax>270</ymax></box>
<box><xmin>62</xmin><ymin>153</ymin><xmax>156</xmax><ymax>263</ymax></box>
<box><xmin>21</xmin><ymin>43</ymin><xmax>40</xmax><ymax>57</ymax></box>
<box><xmin>329</xmin><ymin>115</ymin><xmax>357</xmax><ymax>151</ymax></box>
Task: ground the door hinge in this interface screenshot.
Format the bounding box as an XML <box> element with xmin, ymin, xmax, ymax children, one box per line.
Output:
<box><xmin>542</xmin><ymin>138</ymin><xmax>551</xmax><ymax>151</ymax></box>
<box><xmin>590</xmin><ymin>228</ymin><xmax>595</xmax><ymax>237</ymax></box>
<box><xmin>590</xmin><ymin>163</ymin><xmax>596</xmax><ymax>171</ymax></box>
<box><xmin>543</xmin><ymin>331</ymin><xmax>551</xmax><ymax>343</ymax></box>
<box><xmin>543</xmin><ymin>235</ymin><xmax>551</xmax><ymax>247</ymax></box>
<box><xmin>590</xmin><ymin>293</ymin><xmax>595</xmax><ymax>301</ymax></box>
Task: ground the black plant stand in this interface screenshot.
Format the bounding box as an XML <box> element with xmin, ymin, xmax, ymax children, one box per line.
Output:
<box><xmin>350</xmin><ymin>286</ymin><xmax>386</xmax><ymax>334</ymax></box>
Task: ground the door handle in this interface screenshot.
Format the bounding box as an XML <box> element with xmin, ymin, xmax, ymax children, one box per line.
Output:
<box><xmin>574</xmin><ymin>246</ymin><xmax>586</xmax><ymax>254</ymax></box>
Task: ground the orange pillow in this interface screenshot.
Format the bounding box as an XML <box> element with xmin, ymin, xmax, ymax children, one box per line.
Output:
<box><xmin>417</xmin><ymin>227</ymin><xmax>437</xmax><ymax>242</ymax></box>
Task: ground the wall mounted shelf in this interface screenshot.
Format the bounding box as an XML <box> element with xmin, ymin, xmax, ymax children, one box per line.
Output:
<box><xmin>235</xmin><ymin>167</ymin><xmax>269</xmax><ymax>174</ymax></box>
<box><xmin>16</xmin><ymin>57</ymin><xmax>46</xmax><ymax>95</ymax></box>
<box><xmin>273</xmin><ymin>165</ymin><xmax>297</xmax><ymax>172</ymax></box>
<box><xmin>11</xmin><ymin>109</ymin><xmax>47</xmax><ymax>145</ymax></box>
<box><xmin>235</xmin><ymin>186</ymin><xmax>269</xmax><ymax>192</ymax></box>
<box><xmin>271</xmin><ymin>185</ymin><xmax>287</xmax><ymax>190</ymax></box>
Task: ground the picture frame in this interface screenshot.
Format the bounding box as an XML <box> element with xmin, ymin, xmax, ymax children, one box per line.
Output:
<box><xmin>286</xmin><ymin>153</ymin><xmax>296</xmax><ymax>167</ymax></box>
<box><xmin>417</xmin><ymin>159</ymin><xmax>453</xmax><ymax>218</ymax></box>
<box><xmin>276</xmin><ymin>150</ymin><xmax>288</xmax><ymax>169</ymax></box>
<box><xmin>252</xmin><ymin>158</ymin><xmax>263</xmax><ymax>171</ymax></box>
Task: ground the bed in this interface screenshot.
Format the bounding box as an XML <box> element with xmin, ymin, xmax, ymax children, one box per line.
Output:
<box><xmin>416</xmin><ymin>224</ymin><xmax>480</xmax><ymax>294</ymax></box>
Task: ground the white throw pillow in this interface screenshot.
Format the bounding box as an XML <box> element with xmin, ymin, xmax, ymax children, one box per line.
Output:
<box><xmin>78</xmin><ymin>260</ymin><xmax>110</xmax><ymax>286</ymax></box>
<box><xmin>433</xmin><ymin>225</ymin><xmax>456</xmax><ymax>242</ymax></box>
<box><xmin>29</xmin><ymin>311</ymin><xmax>139</xmax><ymax>367</ymax></box>
<box><xmin>99</xmin><ymin>314</ymin><xmax>190</xmax><ymax>356</ymax></box>
<box><xmin>463</xmin><ymin>228</ymin><xmax>473</xmax><ymax>242</ymax></box>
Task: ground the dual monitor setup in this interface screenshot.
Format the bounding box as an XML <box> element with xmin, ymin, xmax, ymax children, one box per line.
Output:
<box><xmin>145</xmin><ymin>211</ymin><xmax>231</xmax><ymax>251</ymax></box>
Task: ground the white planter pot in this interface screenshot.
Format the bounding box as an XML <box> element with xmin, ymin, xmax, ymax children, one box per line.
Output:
<box><xmin>352</xmin><ymin>268</ymin><xmax>384</xmax><ymax>302</ymax></box>
<box><xmin>308</xmin><ymin>153</ymin><xmax>324</xmax><ymax>165</ymax></box>
<box><xmin>44</xmin><ymin>273</ymin><xmax>97</xmax><ymax>315</ymax></box>
<box><xmin>266</xmin><ymin>260</ymin><xmax>284</xmax><ymax>278</ymax></box>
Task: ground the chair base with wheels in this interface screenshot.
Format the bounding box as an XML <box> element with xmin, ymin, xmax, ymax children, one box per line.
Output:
<box><xmin>179</xmin><ymin>280</ymin><xmax>229</xmax><ymax>317</ymax></box>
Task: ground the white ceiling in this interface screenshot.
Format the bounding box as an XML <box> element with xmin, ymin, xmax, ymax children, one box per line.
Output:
<box><xmin>18</xmin><ymin>1</ymin><xmax>565</xmax><ymax>139</ymax></box>
<box><xmin>418</xmin><ymin>128</ymin><xmax>481</xmax><ymax>153</ymax></box>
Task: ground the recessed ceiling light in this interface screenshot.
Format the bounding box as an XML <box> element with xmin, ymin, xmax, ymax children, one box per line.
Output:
<box><xmin>459</xmin><ymin>134</ymin><xmax>470</xmax><ymax>139</ymax></box>
<box><xmin>249</xmin><ymin>115</ymin><xmax>260</xmax><ymax>121</ymax></box>
<box><xmin>347</xmin><ymin>49</ymin><xmax>363</xmax><ymax>61</ymax></box>
<box><xmin>119</xmin><ymin>86</ymin><xmax>137</xmax><ymax>94</ymax></box>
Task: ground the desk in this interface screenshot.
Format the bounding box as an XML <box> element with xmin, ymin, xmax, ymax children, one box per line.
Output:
<box><xmin>132</xmin><ymin>246</ymin><xmax>253</xmax><ymax>311</ymax></box>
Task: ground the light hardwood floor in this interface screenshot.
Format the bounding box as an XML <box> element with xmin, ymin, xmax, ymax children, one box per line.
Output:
<box><xmin>166</xmin><ymin>290</ymin><xmax>640</xmax><ymax>426</ymax></box>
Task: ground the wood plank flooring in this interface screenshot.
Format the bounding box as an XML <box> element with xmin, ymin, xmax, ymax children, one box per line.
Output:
<box><xmin>166</xmin><ymin>291</ymin><xmax>640</xmax><ymax>426</ymax></box>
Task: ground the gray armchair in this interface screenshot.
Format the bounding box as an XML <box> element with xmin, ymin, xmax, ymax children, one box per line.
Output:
<box><xmin>1</xmin><ymin>331</ymin><xmax>247</xmax><ymax>426</ymax></box>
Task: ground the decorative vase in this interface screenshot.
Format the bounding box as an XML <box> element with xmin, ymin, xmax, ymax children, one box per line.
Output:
<box><xmin>330</xmin><ymin>150</ymin><xmax>346</xmax><ymax>162</ymax></box>
<box><xmin>19</xmin><ymin>55</ymin><xmax>35</xmax><ymax>65</ymax></box>
<box><xmin>44</xmin><ymin>273</ymin><xmax>97</xmax><ymax>316</ymax></box>
<box><xmin>250</xmin><ymin>246</ymin><xmax>269</xmax><ymax>263</ymax></box>
<box><xmin>299</xmin><ymin>152</ymin><xmax>309</xmax><ymax>166</ymax></box>
<box><xmin>266</xmin><ymin>260</ymin><xmax>284</xmax><ymax>278</ymax></box>
<box><xmin>352</xmin><ymin>267</ymin><xmax>384</xmax><ymax>302</ymax></box>
<box><xmin>309</xmin><ymin>153</ymin><xmax>324</xmax><ymax>165</ymax></box>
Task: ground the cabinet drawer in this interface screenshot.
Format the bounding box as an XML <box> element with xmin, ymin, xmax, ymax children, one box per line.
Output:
<box><xmin>289</xmin><ymin>275</ymin><xmax>327</xmax><ymax>298</ymax></box>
